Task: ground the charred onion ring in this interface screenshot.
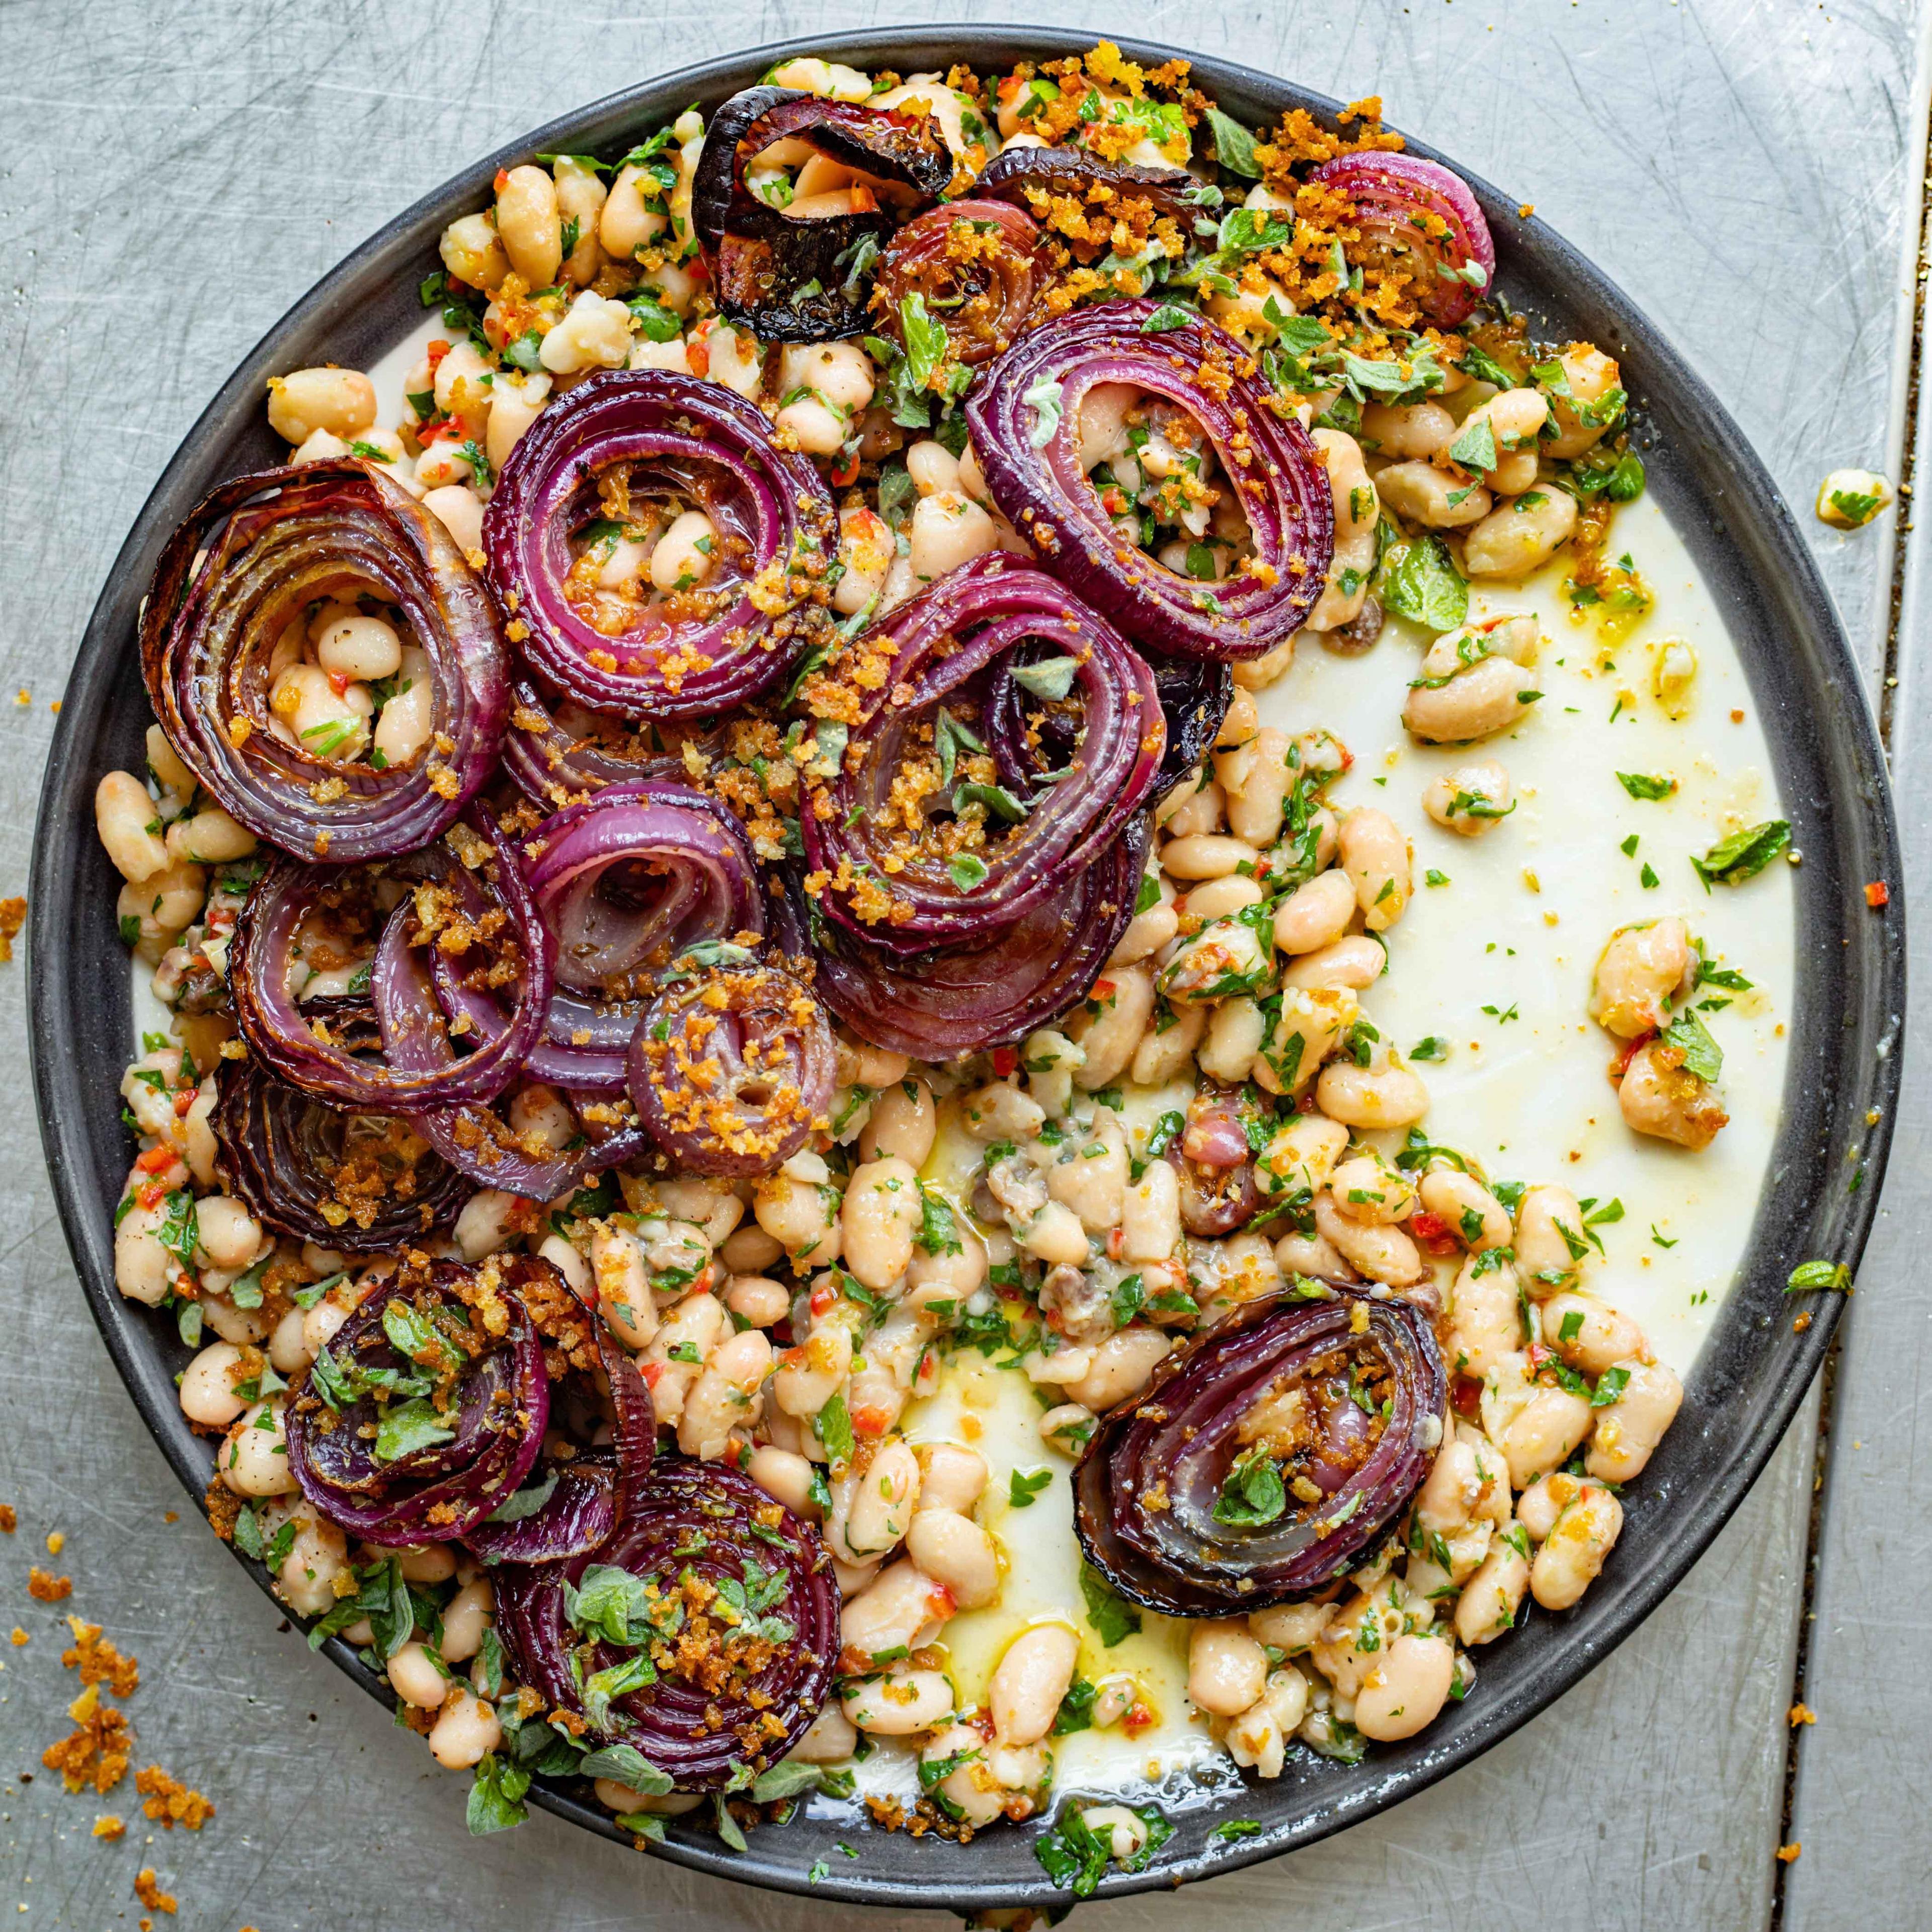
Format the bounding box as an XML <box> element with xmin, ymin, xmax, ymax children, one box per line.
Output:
<box><xmin>139</xmin><ymin>459</ymin><xmax>507</xmax><ymax>863</ymax></box>
<box><xmin>1309</xmin><ymin>151</ymin><xmax>1496</xmax><ymax>330</ymax></box>
<box><xmin>691</xmin><ymin>87</ymin><xmax>954</xmax><ymax>341</ymax></box>
<box><xmin>1074</xmin><ymin>1286</ymin><xmax>1446</xmax><ymax>1614</ymax></box>
<box><xmin>627</xmin><ymin>946</ymin><xmax>834</xmax><ymax>1176</ymax></box>
<box><xmin>482</xmin><ymin>368</ymin><xmax>836</xmax><ymax>719</ymax></box>
<box><xmin>492</xmin><ymin>1458</ymin><xmax>838</xmax><ymax>1788</ymax></box>
<box><xmin>874</xmin><ymin>198</ymin><xmax>1047</xmax><ymax>365</ymax></box>
<box><xmin>798</xmin><ymin>552</ymin><xmax>1163</xmax><ymax>950</ymax></box>
<box><xmin>967</xmin><ymin>298</ymin><xmax>1334</xmax><ymax>659</ymax></box>
<box><xmin>284</xmin><ymin>1256</ymin><xmax>550</xmax><ymax>1547</ymax></box>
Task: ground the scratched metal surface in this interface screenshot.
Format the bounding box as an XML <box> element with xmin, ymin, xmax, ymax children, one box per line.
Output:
<box><xmin>0</xmin><ymin>3</ymin><xmax>1919</xmax><ymax>1929</ymax></box>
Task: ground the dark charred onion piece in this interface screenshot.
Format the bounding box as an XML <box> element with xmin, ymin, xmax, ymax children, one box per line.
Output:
<box><xmin>875</xmin><ymin>198</ymin><xmax>1046</xmax><ymax>366</ymax></box>
<box><xmin>798</xmin><ymin>552</ymin><xmax>1163</xmax><ymax>950</ymax></box>
<box><xmin>284</xmin><ymin>1257</ymin><xmax>549</xmax><ymax>1547</ymax></box>
<box><xmin>502</xmin><ymin>675</ymin><xmax>692</xmax><ymax>807</ymax></box>
<box><xmin>1074</xmin><ymin>1287</ymin><xmax>1446</xmax><ymax>1615</ymax></box>
<box><xmin>1169</xmin><ymin>1095</ymin><xmax>1262</xmax><ymax>1236</ymax></box>
<box><xmin>975</xmin><ymin>143</ymin><xmax>1201</xmax><ymax>230</ymax></box>
<box><xmin>691</xmin><ymin>87</ymin><xmax>953</xmax><ymax>341</ymax></box>
<box><xmin>967</xmin><ymin>299</ymin><xmax>1334</xmax><ymax>660</ymax></box>
<box><xmin>212</xmin><ymin>1057</ymin><xmax>467</xmax><ymax>1254</ymax></box>
<box><xmin>492</xmin><ymin>1458</ymin><xmax>839</xmax><ymax>1788</ymax></box>
<box><xmin>1308</xmin><ymin>151</ymin><xmax>1496</xmax><ymax>330</ymax></box>
<box><xmin>462</xmin><ymin>1312</ymin><xmax>653</xmax><ymax>1565</ymax></box>
<box><xmin>230</xmin><ymin>811</ymin><xmax>554</xmax><ymax>1112</ymax></box>
<box><xmin>1147</xmin><ymin>651</ymin><xmax>1234</xmax><ymax>789</ymax></box>
<box><xmin>1320</xmin><ymin>596</ymin><xmax>1385</xmax><ymax>656</ymax></box>
<box><xmin>627</xmin><ymin>948</ymin><xmax>833</xmax><ymax>1176</ymax></box>
<box><xmin>139</xmin><ymin>459</ymin><xmax>507</xmax><ymax>862</ymax></box>
<box><xmin>482</xmin><ymin>369</ymin><xmax>836</xmax><ymax>720</ymax></box>
<box><xmin>781</xmin><ymin>816</ymin><xmax>1152</xmax><ymax>1060</ymax></box>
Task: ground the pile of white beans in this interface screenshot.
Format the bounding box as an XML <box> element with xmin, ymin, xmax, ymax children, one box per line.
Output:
<box><xmin>91</xmin><ymin>46</ymin><xmax>1706</xmax><ymax>1866</ymax></box>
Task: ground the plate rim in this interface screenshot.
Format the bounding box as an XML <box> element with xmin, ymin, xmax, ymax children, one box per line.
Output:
<box><xmin>26</xmin><ymin>21</ymin><xmax>1907</xmax><ymax>1910</ymax></box>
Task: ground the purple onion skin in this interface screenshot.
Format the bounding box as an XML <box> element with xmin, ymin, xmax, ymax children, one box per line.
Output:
<box><xmin>877</xmin><ymin>199</ymin><xmax>1046</xmax><ymax>366</ymax></box>
<box><xmin>967</xmin><ymin>299</ymin><xmax>1335</xmax><ymax>660</ymax></box>
<box><xmin>1146</xmin><ymin>651</ymin><xmax>1234</xmax><ymax>790</ymax></box>
<box><xmin>792</xmin><ymin>814</ymin><xmax>1152</xmax><ymax>1061</ymax></box>
<box><xmin>482</xmin><ymin>368</ymin><xmax>836</xmax><ymax>720</ymax></box>
<box><xmin>691</xmin><ymin>88</ymin><xmax>953</xmax><ymax>341</ymax></box>
<box><xmin>461</xmin><ymin>1455</ymin><xmax>620</xmax><ymax>1566</ymax></box>
<box><xmin>139</xmin><ymin>459</ymin><xmax>507</xmax><ymax>863</ymax></box>
<box><xmin>212</xmin><ymin>1057</ymin><xmax>468</xmax><ymax>1254</ymax></box>
<box><xmin>628</xmin><ymin>952</ymin><xmax>834</xmax><ymax>1177</ymax></box>
<box><xmin>284</xmin><ymin>1259</ymin><xmax>550</xmax><ymax>1548</ymax></box>
<box><xmin>974</xmin><ymin>144</ymin><xmax>1200</xmax><ymax>228</ymax></box>
<box><xmin>492</xmin><ymin>1459</ymin><xmax>839</xmax><ymax>1790</ymax></box>
<box><xmin>1074</xmin><ymin>1287</ymin><xmax>1447</xmax><ymax>1615</ymax></box>
<box><xmin>1309</xmin><ymin>151</ymin><xmax>1496</xmax><ymax>330</ymax></box>
<box><xmin>798</xmin><ymin>552</ymin><xmax>1163</xmax><ymax>951</ymax></box>
<box><xmin>501</xmin><ymin>676</ymin><xmax>692</xmax><ymax>809</ymax></box>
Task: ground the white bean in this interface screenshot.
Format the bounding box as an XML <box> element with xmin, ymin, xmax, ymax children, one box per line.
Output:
<box><xmin>1463</xmin><ymin>487</ymin><xmax>1578</xmax><ymax>579</ymax></box>
<box><xmin>990</xmin><ymin>1624</ymin><xmax>1080</xmax><ymax>1746</ymax></box>
<box><xmin>904</xmin><ymin>1510</ymin><xmax>1000</xmax><ymax>1609</ymax></box>
<box><xmin>1498</xmin><ymin>1386</ymin><xmax>1593</xmax><ymax>1488</ymax></box>
<box><xmin>1064</xmin><ymin>1328</ymin><xmax>1170</xmax><ymax>1411</ymax></box>
<box><xmin>179</xmin><ymin>1342</ymin><xmax>247</xmax><ymax>1426</ymax></box>
<box><xmin>841</xmin><ymin>1157</ymin><xmax>922</xmax><ymax>1289</ymax></box>
<box><xmin>840</xmin><ymin>1560</ymin><xmax>950</xmax><ymax>1662</ymax></box>
<box><xmin>1585</xmin><ymin>1360</ymin><xmax>1682</xmax><ymax>1482</ymax></box>
<box><xmin>428</xmin><ymin>1686</ymin><xmax>502</xmax><ymax>1769</ymax></box>
<box><xmin>1353</xmin><ymin>1633</ymin><xmax>1455</xmax><ymax>1741</ymax></box>
<box><xmin>842</xmin><ymin>1667</ymin><xmax>954</xmax><ymax>1735</ymax></box>
<box><xmin>1338</xmin><ymin>807</ymin><xmax>1410</xmax><ymax>931</ymax></box>
<box><xmin>439</xmin><ymin>1580</ymin><xmax>492</xmax><ymax>1662</ymax></box>
<box><xmin>1187</xmin><ymin>1620</ymin><xmax>1268</xmax><ymax>1717</ymax></box>
<box><xmin>677</xmin><ymin>1328</ymin><xmax>772</xmax><ymax>1461</ymax></box>
<box><xmin>96</xmin><ymin>772</ymin><xmax>169</xmax><ymax>883</ymax></box>
<box><xmin>388</xmin><ymin>1640</ymin><xmax>450</xmax><ymax>1711</ymax></box>
<box><xmin>266</xmin><ymin>367</ymin><xmax>376</xmax><ymax>444</ymax></box>
<box><xmin>1530</xmin><ymin>1483</ymin><xmax>1623</xmax><ymax>1608</ymax></box>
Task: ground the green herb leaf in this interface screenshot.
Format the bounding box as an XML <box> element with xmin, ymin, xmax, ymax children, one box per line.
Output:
<box><xmin>1616</xmin><ymin>771</ymin><xmax>1676</xmax><ymax>800</ymax></box>
<box><xmin>817</xmin><ymin>1391</ymin><xmax>856</xmax><ymax>1467</ymax></box>
<box><xmin>1080</xmin><ymin>1564</ymin><xmax>1142</xmax><ymax>1647</ymax></box>
<box><xmin>1591</xmin><ymin>1366</ymin><xmax>1632</xmax><ymax>1408</ymax></box>
<box><xmin>1786</xmin><ymin>1259</ymin><xmax>1852</xmax><ymax>1293</ymax></box>
<box><xmin>1212</xmin><ymin>1448</ymin><xmax>1286</xmax><ymax>1527</ymax></box>
<box><xmin>1380</xmin><ymin>535</ymin><xmax>1469</xmax><ymax>634</ymax></box>
<box><xmin>1661</xmin><ymin>1005</ymin><xmax>1723</xmax><ymax>1083</ymax></box>
<box><xmin>1011</xmin><ymin>655</ymin><xmax>1079</xmax><ymax>701</ymax></box>
<box><xmin>374</xmin><ymin>1398</ymin><xmax>457</xmax><ymax>1465</ymax></box>
<box><xmin>1008</xmin><ymin>1468</ymin><xmax>1053</xmax><ymax>1509</ymax></box>
<box><xmin>1210</xmin><ymin>1818</ymin><xmax>1265</xmax><ymax>1842</ymax></box>
<box><xmin>946</xmin><ymin>853</ymin><xmax>990</xmax><ymax>891</ymax></box>
<box><xmin>1203</xmin><ymin>106</ymin><xmax>1261</xmax><ymax>178</ymax></box>
<box><xmin>1692</xmin><ymin>819</ymin><xmax>1791</xmax><ymax>889</ymax></box>
<box><xmin>467</xmin><ymin>1751</ymin><xmax>532</xmax><ymax>1834</ymax></box>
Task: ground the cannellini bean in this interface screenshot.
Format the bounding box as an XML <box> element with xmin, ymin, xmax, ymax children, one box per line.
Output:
<box><xmin>677</xmin><ymin>1328</ymin><xmax>772</xmax><ymax>1461</ymax></box>
<box><xmin>1585</xmin><ymin>1360</ymin><xmax>1682</xmax><ymax>1482</ymax></box>
<box><xmin>649</xmin><ymin>510</ymin><xmax>718</xmax><ymax>592</ymax></box>
<box><xmin>220</xmin><ymin>1401</ymin><xmax>296</xmax><ymax>1496</ymax></box>
<box><xmin>267</xmin><ymin>366</ymin><xmax>377</xmax><ymax>444</ymax></box>
<box><xmin>1253</xmin><ymin>986</ymin><xmax>1355</xmax><ymax>1099</ymax></box>
<box><xmin>1182</xmin><ymin>875</ymin><xmax>1263</xmax><ymax>922</ymax></box>
<box><xmin>960</xmin><ymin>1080</ymin><xmax>1046</xmax><ymax>1143</ymax></box>
<box><xmin>1530</xmin><ymin>1482</ymin><xmax>1623</xmax><ymax>1608</ymax></box>
<box><xmin>589</xmin><ymin>1225</ymin><xmax>656</xmax><ymax>1347</ymax></box>
<box><xmin>1197</xmin><ymin>996</ymin><xmax>1267</xmax><ymax>1085</ymax></box>
<box><xmin>1417</xmin><ymin>1170</ymin><xmax>1511</xmax><ymax>1252</ymax></box>
<box><xmin>1458</xmin><ymin>387</ymin><xmax>1549</xmax><ymax>496</ymax></box>
<box><xmin>1047</xmin><ymin>1113</ymin><xmax>1128</xmax><ymax>1234</ymax></box>
<box><xmin>1361</xmin><ymin>400</ymin><xmax>1456</xmax><ymax>460</ymax></box>
<box><xmin>1130</xmin><ymin>1000</ymin><xmax>1205</xmax><ymax>1086</ymax></box>
<box><xmin>723</xmin><ymin>1274</ymin><xmax>789</xmax><ymax>1329</ymax></box>
<box><xmin>1354</xmin><ymin>1633</ymin><xmax>1456</xmax><ymax>1741</ymax></box>
<box><xmin>915</xmin><ymin>1444</ymin><xmax>988</xmax><ymax>1515</ymax></box>
<box><xmin>439</xmin><ymin>212</ymin><xmax>509</xmax><ymax>293</ymax></box>
<box><xmin>859</xmin><ymin>1079</ymin><xmax>936</xmax><ymax>1166</ymax></box>
<box><xmin>1156</xmin><ymin>774</ymin><xmax>1224</xmax><ymax>835</ymax></box>
<box><xmin>990</xmin><ymin>1623</ymin><xmax>1080</xmax><ymax>1746</ymax></box>
<box><xmin>599</xmin><ymin>163</ymin><xmax>669</xmax><ymax>260</ymax></box>
<box><xmin>1120</xmin><ymin>1159</ymin><xmax>1182</xmax><ymax>1264</ymax></box>
<box><xmin>165</xmin><ymin>803</ymin><xmax>256</xmax><ymax>866</ymax></box>
<box><xmin>1282</xmin><ymin>935</ymin><xmax>1384</xmax><ymax>993</ymax></box>
<box><xmin>1619</xmin><ymin>1040</ymin><xmax>1729</xmax><ymax>1148</ymax></box>
<box><xmin>1064</xmin><ymin>1327</ymin><xmax>1170</xmax><ymax>1411</ymax></box>
<box><xmin>905</xmin><ymin>1509</ymin><xmax>999</xmax><ymax>1608</ymax></box>
<box><xmin>1257</xmin><ymin>1113</ymin><xmax>1349</xmax><ymax>1204</ymax></box>
<box><xmin>273</xmin><ymin>662</ymin><xmax>371</xmax><ymax>762</ymax></box>
<box><xmin>1376</xmin><ymin>462</ymin><xmax>1491</xmax><ymax>528</ymax></box>
<box><xmin>455</xmin><ymin>1188</ymin><xmax>523</xmax><ymax>1262</ymax></box>
<box><xmin>495</xmin><ymin>164</ymin><xmax>562</xmax><ymax>285</ymax></box>
<box><xmin>841</xmin><ymin>1157</ymin><xmax>922</xmax><ymax>1289</ymax></box>
<box><xmin>1446</xmin><ymin>1252</ymin><xmax>1521</xmax><ymax>1378</ymax></box>
<box><xmin>1313</xmin><ymin>1191</ymin><xmax>1422</xmax><ymax>1286</ymax></box>
<box><xmin>1068</xmin><ymin>965</ymin><xmax>1155</xmax><ymax>1090</ymax></box>
<box><xmin>1215</xmin><ymin>727</ymin><xmax>1292</xmax><ymax>846</ymax></box>
<box><xmin>720</xmin><ymin>1224</ymin><xmax>783</xmax><ymax>1274</ymax></box>
<box><xmin>840</xmin><ymin>1560</ymin><xmax>951</xmax><ymax>1662</ymax></box>
<box><xmin>842</xmin><ymin>1666</ymin><xmax>954</xmax><ymax>1735</ymax></box>
<box><xmin>96</xmin><ymin>772</ymin><xmax>169</xmax><ymax>883</ymax></box>
<box><xmin>1456</xmin><ymin>1534</ymin><xmax>1531</xmax><ymax>1645</ymax></box>
<box><xmin>1541</xmin><ymin>344</ymin><xmax>1622</xmax><ymax>458</ymax></box>
<box><xmin>1515</xmin><ymin>1186</ymin><xmax>1587</xmax><ymax>1292</ymax></box>
<box><xmin>1541</xmin><ymin>1291</ymin><xmax>1647</xmax><ymax>1378</ymax></box>
<box><xmin>1338</xmin><ymin>808</ymin><xmax>1410</xmax><ymax>931</ymax></box>
<box><xmin>439</xmin><ymin>1580</ymin><xmax>492</xmax><ymax>1662</ymax></box>
<box><xmin>194</xmin><ymin>1195</ymin><xmax>266</xmax><ymax>1270</ymax></box>
<box><xmin>388</xmin><ymin>1640</ymin><xmax>450</xmax><ymax>1711</ymax></box>
<box><xmin>540</xmin><ymin>291</ymin><xmax>632</xmax><ymax>374</ymax></box>
<box><xmin>278</xmin><ymin>1514</ymin><xmax>350</xmax><ymax>1617</ymax></box>
<box><xmin>1021</xmin><ymin>1199</ymin><xmax>1090</xmax><ymax>1268</ymax></box>
<box><xmin>755</xmin><ymin>1173</ymin><xmax>842</xmax><ymax>1266</ymax></box>
<box><xmin>828</xmin><ymin>1438</ymin><xmax>920</xmax><ymax>1565</ymax></box>
<box><xmin>180</xmin><ymin>1342</ymin><xmax>247</xmax><ymax>1426</ymax></box>
<box><xmin>1039</xmin><ymin>1403</ymin><xmax>1096</xmax><ymax>1455</ymax></box>
<box><xmin>1109</xmin><ymin>879</ymin><xmax>1178</xmax><ymax>967</ymax></box>
<box><xmin>420</xmin><ymin>486</ymin><xmax>484</xmax><ymax>556</ymax></box>
<box><xmin>1162</xmin><ymin>833</ymin><xmax>1259</xmax><ymax>881</ymax></box>
<box><xmin>1304</xmin><ymin>430</ymin><xmax>1380</xmax><ymax>629</ymax></box>
<box><xmin>1498</xmin><ymin>1386</ymin><xmax>1593</xmax><ymax>1488</ymax></box>
<box><xmin>1248</xmin><ymin>1601</ymin><xmax>1331</xmax><ymax>1654</ymax></box>
<box><xmin>1590</xmin><ymin>918</ymin><xmax>1692</xmax><ymax>1039</ymax></box>
<box><xmin>551</xmin><ymin>155</ymin><xmax>608</xmax><ymax>284</ymax></box>
<box><xmin>1188</xmin><ymin>1620</ymin><xmax>1268</xmax><ymax>1717</ymax></box>
<box><xmin>1328</xmin><ymin>1156</ymin><xmax>1416</xmax><ymax>1226</ymax></box>
<box><xmin>1272</xmin><ymin>870</ymin><xmax>1357</xmax><ymax>955</ymax></box>
<box><xmin>534</xmin><ymin>1233</ymin><xmax>588</xmax><ymax>1296</ymax></box>
<box><xmin>267</xmin><ymin>1308</ymin><xmax>312</xmax><ymax>1376</ymax></box>
<box><xmin>774</xmin><ymin>1318</ymin><xmax>853</xmax><ymax>1418</ymax></box>
<box><xmin>746</xmin><ymin>1445</ymin><xmax>821</xmax><ymax>1519</ymax></box>
<box><xmin>429</xmin><ymin>1686</ymin><xmax>502</xmax><ymax>1769</ymax></box>
<box><xmin>1423</xmin><ymin>758</ymin><xmax>1515</xmax><ymax>834</ymax></box>
<box><xmin>1464</xmin><ymin>486</ymin><xmax>1578</xmax><ymax>578</ymax></box>
<box><xmin>1405</xmin><ymin>655</ymin><xmax>1542</xmax><ymax>744</ymax></box>
<box><xmin>1315</xmin><ymin>1057</ymin><xmax>1429</xmax><ymax>1131</ymax></box>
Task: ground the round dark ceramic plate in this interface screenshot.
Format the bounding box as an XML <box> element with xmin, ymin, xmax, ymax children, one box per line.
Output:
<box><xmin>26</xmin><ymin>25</ymin><xmax>1906</xmax><ymax>1912</ymax></box>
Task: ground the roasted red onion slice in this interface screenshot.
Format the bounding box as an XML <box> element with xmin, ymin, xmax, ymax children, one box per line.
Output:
<box><xmin>139</xmin><ymin>459</ymin><xmax>507</xmax><ymax>863</ymax></box>
<box><xmin>975</xmin><ymin>144</ymin><xmax>1199</xmax><ymax>229</ymax></box>
<box><xmin>492</xmin><ymin>1458</ymin><xmax>839</xmax><ymax>1789</ymax></box>
<box><xmin>798</xmin><ymin>553</ymin><xmax>1162</xmax><ymax>949</ymax></box>
<box><xmin>1147</xmin><ymin>651</ymin><xmax>1235</xmax><ymax>790</ymax></box>
<box><xmin>875</xmin><ymin>198</ymin><xmax>1047</xmax><ymax>365</ymax></box>
<box><xmin>285</xmin><ymin>1257</ymin><xmax>549</xmax><ymax>1547</ymax></box>
<box><xmin>1074</xmin><ymin>1287</ymin><xmax>1446</xmax><ymax>1615</ymax></box>
<box><xmin>464</xmin><ymin>1314</ymin><xmax>657</xmax><ymax>1565</ymax></box>
<box><xmin>212</xmin><ymin>1057</ymin><xmax>467</xmax><ymax>1254</ymax></box>
<box><xmin>627</xmin><ymin>947</ymin><xmax>833</xmax><ymax>1176</ymax></box>
<box><xmin>1310</xmin><ymin>151</ymin><xmax>1496</xmax><ymax>329</ymax></box>
<box><xmin>483</xmin><ymin>369</ymin><xmax>836</xmax><ymax>720</ymax></box>
<box><xmin>229</xmin><ymin>811</ymin><xmax>553</xmax><ymax>1112</ymax></box>
<box><xmin>784</xmin><ymin>816</ymin><xmax>1152</xmax><ymax>1060</ymax></box>
<box><xmin>691</xmin><ymin>87</ymin><xmax>954</xmax><ymax>341</ymax></box>
<box><xmin>502</xmin><ymin>676</ymin><xmax>691</xmax><ymax>808</ymax></box>
<box><xmin>967</xmin><ymin>299</ymin><xmax>1334</xmax><ymax>660</ymax></box>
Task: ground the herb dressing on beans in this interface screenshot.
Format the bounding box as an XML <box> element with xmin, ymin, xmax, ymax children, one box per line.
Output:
<box><xmin>94</xmin><ymin>39</ymin><xmax>1793</xmax><ymax>1894</ymax></box>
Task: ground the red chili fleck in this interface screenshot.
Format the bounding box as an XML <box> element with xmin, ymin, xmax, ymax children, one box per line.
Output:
<box><xmin>172</xmin><ymin>1090</ymin><xmax>195</xmax><ymax>1118</ymax></box>
<box><xmin>1866</xmin><ymin>880</ymin><xmax>1891</xmax><ymax>908</ymax></box>
<box><xmin>494</xmin><ymin>168</ymin><xmax>511</xmax><ymax>195</ymax></box>
<box><xmin>829</xmin><ymin>450</ymin><xmax>861</xmax><ymax>488</ymax></box>
<box><xmin>809</xmin><ymin>1285</ymin><xmax>835</xmax><ymax>1317</ymax></box>
<box><xmin>990</xmin><ymin>1045</ymin><xmax>1019</xmax><ymax>1079</ymax></box>
<box><xmin>1452</xmin><ymin>1374</ymin><xmax>1483</xmax><ymax>1418</ymax></box>
<box><xmin>640</xmin><ymin>1360</ymin><xmax>664</xmax><ymax>1389</ymax></box>
<box><xmin>136</xmin><ymin>1145</ymin><xmax>176</xmax><ymax>1175</ymax></box>
<box><xmin>853</xmin><ymin>1404</ymin><xmax>892</xmax><ymax>1436</ymax></box>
